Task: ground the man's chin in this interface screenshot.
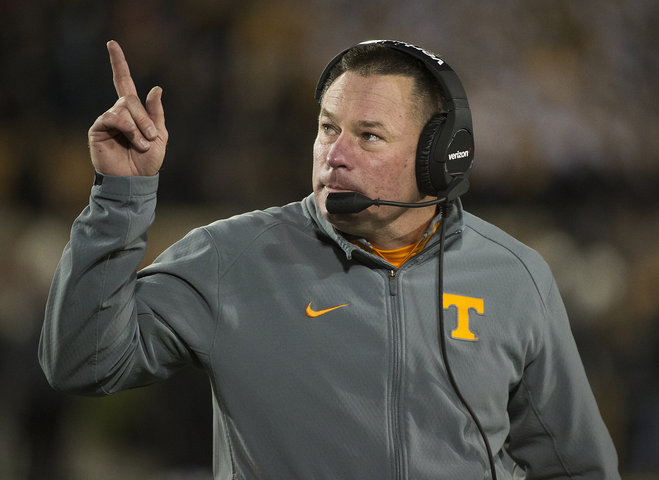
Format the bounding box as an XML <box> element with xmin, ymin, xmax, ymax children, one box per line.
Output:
<box><xmin>324</xmin><ymin>209</ymin><xmax>378</xmax><ymax>238</ymax></box>
<box><xmin>324</xmin><ymin>209</ymin><xmax>362</xmax><ymax>224</ymax></box>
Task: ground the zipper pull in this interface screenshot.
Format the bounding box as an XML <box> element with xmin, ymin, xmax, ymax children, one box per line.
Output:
<box><xmin>388</xmin><ymin>269</ymin><xmax>397</xmax><ymax>296</ymax></box>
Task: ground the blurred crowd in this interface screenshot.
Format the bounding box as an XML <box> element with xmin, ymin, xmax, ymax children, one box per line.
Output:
<box><xmin>1</xmin><ymin>0</ymin><xmax>658</xmax><ymax>478</ymax></box>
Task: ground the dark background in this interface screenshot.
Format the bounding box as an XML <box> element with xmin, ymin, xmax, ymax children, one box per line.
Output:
<box><xmin>1</xmin><ymin>0</ymin><xmax>657</xmax><ymax>478</ymax></box>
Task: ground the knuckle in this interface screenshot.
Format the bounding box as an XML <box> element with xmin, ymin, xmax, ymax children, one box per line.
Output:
<box><xmin>101</xmin><ymin>109</ymin><xmax>118</xmax><ymax>121</ymax></box>
<box><xmin>101</xmin><ymin>108</ymin><xmax>137</xmax><ymax>134</ymax></box>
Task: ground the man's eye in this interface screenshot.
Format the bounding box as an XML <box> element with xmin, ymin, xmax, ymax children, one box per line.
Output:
<box><xmin>321</xmin><ymin>123</ymin><xmax>337</xmax><ymax>135</ymax></box>
<box><xmin>362</xmin><ymin>132</ymin><xmax>381</xmax><ymax>142</ymax></box>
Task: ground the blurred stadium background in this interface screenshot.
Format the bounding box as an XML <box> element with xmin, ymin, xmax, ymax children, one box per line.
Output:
<box><xmin>1</xmin><ymin>0</ymin><xmax>657</xmax><ymax>478</ymax></box>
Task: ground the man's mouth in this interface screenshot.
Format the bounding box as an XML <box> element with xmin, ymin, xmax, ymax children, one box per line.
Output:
<box><xmin>324</xmin><ymin>183</ymin><xmax>360</xmax><ymax>194</ymax></box>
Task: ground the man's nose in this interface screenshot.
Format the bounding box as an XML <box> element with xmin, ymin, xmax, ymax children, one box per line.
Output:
<box><xmin>326</xmin><ymin>133</ymin><xmax>354</xmax><ymax>169</ymax></box>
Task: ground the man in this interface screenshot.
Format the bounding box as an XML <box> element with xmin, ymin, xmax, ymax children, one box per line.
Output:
<box><xmin>40</xmin><ymin>40</ymin><xmax>620</xmax><ymax>479</ymax></box>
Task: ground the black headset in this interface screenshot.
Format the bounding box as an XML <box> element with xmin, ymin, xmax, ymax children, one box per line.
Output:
<box><xmin>314</xmin><ymin>40</ymin><xmax>474</xmax><ymax>201</ymax></box>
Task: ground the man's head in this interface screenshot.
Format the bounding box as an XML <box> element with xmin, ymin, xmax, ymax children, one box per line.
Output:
<box><xmin>312</xmin><ymin>42</ymin><xmax>450</xmax><ymax>249</ymax></box>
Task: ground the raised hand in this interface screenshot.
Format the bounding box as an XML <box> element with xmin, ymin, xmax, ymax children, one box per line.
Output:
<box><xmin>88</xmin><ymin>40</ymin><xmax>168</xmax><ymax>177</ymax></box>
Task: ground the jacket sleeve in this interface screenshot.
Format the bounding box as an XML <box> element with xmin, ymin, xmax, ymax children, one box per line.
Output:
<box><xmin>39</xmin><ymin>174</ymin><xmax>218</xmax><ymax>396</ymax></box>
<box><xmin>506</xmin><ymin>278</ymin><xmax>620</xmax><ymax>479</ymax></box>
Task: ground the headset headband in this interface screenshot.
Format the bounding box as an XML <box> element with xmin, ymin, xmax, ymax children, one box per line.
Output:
<box><xmin>315</xmin><ymin>40</ymin><xmax>469</xmax><ymax>111</ymax></box>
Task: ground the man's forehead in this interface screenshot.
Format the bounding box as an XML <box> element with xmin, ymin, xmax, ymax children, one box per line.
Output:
<box><xmin>320</xmin><ymin>73</ymin><xmax>421</xmax><ymax>127</ymax></box>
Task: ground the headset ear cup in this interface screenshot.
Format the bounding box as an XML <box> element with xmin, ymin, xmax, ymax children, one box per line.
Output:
<box><xmin>416</xmin><ymin>113</ymin><xmax>447</xmax><ymax>196</ymax></box>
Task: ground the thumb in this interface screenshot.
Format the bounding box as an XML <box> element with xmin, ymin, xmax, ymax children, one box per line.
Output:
<box><xmin>145</xmin><ymin>86</ymin><xmax>165</xmax><ymax>130</ymax></box>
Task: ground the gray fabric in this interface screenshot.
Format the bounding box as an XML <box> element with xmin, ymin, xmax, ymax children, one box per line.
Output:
<box><xmin>40</xmin><ymin>173</ymin><xmax>620</xmax><ymax>479</ymax></box>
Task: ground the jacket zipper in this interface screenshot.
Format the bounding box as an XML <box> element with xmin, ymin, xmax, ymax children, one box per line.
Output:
<box><xmin>388</xmin><ymin>269</ymin><xmax>398</xmax><ymax>296</ymax></box>
<box><xmin>388</xmin><ymin>269</ymin><xmax>404</xmax><ymax>479</ymax></box>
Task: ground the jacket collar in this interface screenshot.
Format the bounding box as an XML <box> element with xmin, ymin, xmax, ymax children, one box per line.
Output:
<box><xmin>301</xmin><ymin>194</ymin><xmax>465</xmax><ymax>263</ymax></box>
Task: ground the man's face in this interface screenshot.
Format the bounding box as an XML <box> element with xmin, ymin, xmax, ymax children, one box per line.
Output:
<box><xmin>312</xmin><ymin>72</ymin><xmax>434</xmax><ymax>246</ymax></box>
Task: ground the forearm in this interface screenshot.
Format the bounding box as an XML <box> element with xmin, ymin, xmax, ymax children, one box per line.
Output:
<box><xmin>39</xmin><ymin>173</ymin><xmax>158</xmax><ymax>395</ymax></box>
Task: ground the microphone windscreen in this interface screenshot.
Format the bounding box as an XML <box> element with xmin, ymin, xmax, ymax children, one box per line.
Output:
<box><xmin>326</xmin><ymin>192</ymin><xmax>374</xmax><ymax>214</ymax></box>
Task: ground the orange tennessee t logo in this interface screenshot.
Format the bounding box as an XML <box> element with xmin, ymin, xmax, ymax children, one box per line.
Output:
<box><xmin>305</xmin><ymin>302</ymin><xmax>349</xmax><ymax>318</ymax></box>
<box><xmin>443</xmin><ymin>293</ymin><xmax>484</xmax><ymax>341</ymax></box>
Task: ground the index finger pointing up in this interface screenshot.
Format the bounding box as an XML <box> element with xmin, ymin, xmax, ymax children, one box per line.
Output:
<box><xmin>107</xmin><ymin>40</ymin><xmax>138</xmax><ymax>98</ymax></box>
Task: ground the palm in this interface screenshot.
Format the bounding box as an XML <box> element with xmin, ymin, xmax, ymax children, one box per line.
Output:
<box><xmin>90</xmin><ymin>114</ymin><xmax>166</xmax><ymax>176</ymax></box>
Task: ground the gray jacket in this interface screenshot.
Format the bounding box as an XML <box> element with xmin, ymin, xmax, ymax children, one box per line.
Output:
<box><xmin>40</xmin><ymin>173</ymin><xmax>620</xmax><ymax>479</ymax></box>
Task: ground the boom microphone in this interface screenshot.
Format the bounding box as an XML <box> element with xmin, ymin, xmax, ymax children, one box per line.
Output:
<box><xmin>325</xmin><ymin>177</ymin><xmax>469</xmax><ymax>214</ymax></box>
<box><xmin>326</xmin><ymin>192</ymin><xmax>442</xmax><ymax>214</ymax></box>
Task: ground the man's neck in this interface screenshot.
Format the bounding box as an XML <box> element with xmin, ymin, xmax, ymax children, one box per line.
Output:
<box><xmin>363</xmin><ymin>206</ymin><xmax>439</xmax><ymax>250</ymax></box>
